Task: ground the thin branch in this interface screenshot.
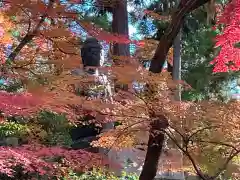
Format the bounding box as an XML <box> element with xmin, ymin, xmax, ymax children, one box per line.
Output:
<box><xmin>7</xmin><ymin>0</ymin><xmax>55</xmax><ymax>62</ymax></box>
<box><xmin>15</xmin><ymin>6</ymin><xmax>33</xmax><ymax>35</ymax></box>
<box><xmin>212</xmin><ymin>149</ymin><xmax>240</xmax><ymax>179</ymax></box>
<box><xmin>101</xmin><ymin>119</ymin><xmax>149</xmax><ymax>155</ymax></box>
<box><xmin>197</xmin><ymin>140</ymin><xmax>239</xmax><ymax>152</ymax></box>
<box><xmin>27</xmin><ymin>17</ymin><xmax>32</xmax><ymax>34</ymax></box>
<box><xmin>96</xmin><ymin>110</ymin><xmax>149</xmax><ymax>120</ymax></box>
<box><xmin>168</xmin><ymin>124</ymin><xmax>185</xmax><ymax>139</ymax></box>
<box><xmin>119</xmin><ymin>88</ymin><xmax>154</xmax><ymax>116</ymax></box>
<box><xmin>163</xmin><ymin>130</ymin><xmax>207</xmax><ymax>180</ymax></box>
<box><xmin>164</xmin><ymin>128</ymin><xmax>240</xmax><ymax>180</ymax></box>
<box><xmin>187</xmin><ymin>126</ymin><xmax>220</xmax><ymax>142</ymax></box>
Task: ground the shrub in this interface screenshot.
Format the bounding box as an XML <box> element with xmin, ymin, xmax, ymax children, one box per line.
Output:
<box><xmin>63</xmin><ymin>169</ymin><xmax>139</xmax><ymax>180</ymax></box>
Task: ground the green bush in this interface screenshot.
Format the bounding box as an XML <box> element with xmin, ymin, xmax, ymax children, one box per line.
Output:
<box><xmin>37</xmin><ymin>111</ymin><xmax>73</xmax><ymax>147</ymax></box>
<box><xmin>62</xmin><ymin>169</ymin><xmax>139</xmax><ymax>180</ymax></box>
<box><xmin>0</xmin><ymin>122</ymin><xmax>28</xmax><ymax>138</ymax></box>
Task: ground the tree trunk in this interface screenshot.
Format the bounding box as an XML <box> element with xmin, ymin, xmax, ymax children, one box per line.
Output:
<box><xmin>172</xmin><ymin>29</ymin><xmax>185</xmax><ymax>180</ymax></box>
<box><xmin>139</xmin><ymin>115</ymin><xmax>169</xmax><ymax>180</ymax></box>
<box><xmin>140</xmin><ymin>1</ymin><xmax>211</xmax><ymax>180</ymax></box>
<box><xmin>173</xmin><ymin>29</ymin><xmax>182</xmax><ymax>99</ymax></box>
<box><xmin>149</xmin><ymin>0</ymin><xmax>210</xmax><ymax>73</ymax></box>
<box><xmin>112</xmin><ymin>0</ymin><xmax>130</xmax><ymax>57</ymax></box>
<box><xmin>99</xmin><ymin>1</ymin><xmax>130</xmax><ymax>171</ymax></box>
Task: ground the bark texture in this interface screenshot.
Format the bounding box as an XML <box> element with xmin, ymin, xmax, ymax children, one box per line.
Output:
<box><xmin>149</xmin><ymin>0</ymin><xmax>210</xmax><ymax>73</ymax></box>
<box><xmin>112</xmin><ymin>0</ymin><xmax>130</xmax><ymax>57</ymax></box>
<box><xmin>139</xmin><ymin>115</ymin><xmax>169</xmax><ymax>180</ymax></box>
<box><xmin>140</xmin><ymin>1</ymin><xmax>211</xmax><ymax>180</ymax></box>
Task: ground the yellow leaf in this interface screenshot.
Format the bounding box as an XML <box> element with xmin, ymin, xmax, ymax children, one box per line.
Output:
<box><xmin>41</xmin><ymin>28</ymin><xmax>72</xmax><ymax>38</ymax></box>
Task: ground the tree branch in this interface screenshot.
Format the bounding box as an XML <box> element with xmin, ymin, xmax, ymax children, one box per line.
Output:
<box><xmin>196</xmin><ymin>140</ymin><xmax>239</xmax><ymax>152</ymax></box>
<box><xmin>164</xmin><ymin>128</ymin><xmax>240</xmax><ymax>180</ymax></box>
<box><xmin>149</xmin><ymin>0</ymin><xmax>211</xmax><ymax>73</ymax></box>
<box><xmin>7</xmin><ymin>0</ymin><xmax>55</xmax><ymax>62</ymax></box>
<box><xmin>212</xmin><ymin>149</ymin><xmax>240</xmax><ymax>179</ymax></box>
<box><xmin>187</xmin><ymin>126</ymin><xmax>220</xmax><ymax>142</ymax></box>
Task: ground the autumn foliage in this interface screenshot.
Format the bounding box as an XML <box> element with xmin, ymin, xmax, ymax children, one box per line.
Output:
<box><xmin>211</xmin><ymin>0</ymin><xmax>240</xmax><ymax>72</ymax></box>
<box><xmin>0</xmin><ymin>144</ymin><xmax>111</xmax><ymax>177</ymax></box>
<box><xmin>91</xmin><ymin>73</ymin><xmax>240</xmax><ymax>178</ymax></box>
<box><xmin>0</xmin><ymin>0</ymin><xmax>239</xmax><ymax>179</ymax></box>
<box><xmin>0</xmin><ymin>91</ymin><xmax>42</xmax><ymax>116</ymax></box>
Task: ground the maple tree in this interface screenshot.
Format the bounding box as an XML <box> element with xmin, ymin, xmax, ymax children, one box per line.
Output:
<box><xmin>91</xmin><ymin>72</ymin><xmax>240</xmax><ymax>180</ymax></box>
<box><xmin>136</xmin><ymin>1</ymin><xmax>239</xmax><ymax>179</ymax></box>
<box><xmin>146</xmin><ymin>0</ymin><xmax>239</xmax><ymax>74</ymax></box>
<box><xmin>0</xmin><ymin>0</ymin><xmax>239</xmax><ymax>180</ymax></box>
<box><xmin>0</xmin><ymin>0</ymin><xmax>119</xmax><ymax>178</ymax></box>
<box><xmin>0</xmin><ymin>144</ymin><xmax>110</xmax><ymax>177</ymax></box>
<box><xmin>210</xmin><ymin>0</ymin><xmax>240</xmax><ymax>72</ymax></box>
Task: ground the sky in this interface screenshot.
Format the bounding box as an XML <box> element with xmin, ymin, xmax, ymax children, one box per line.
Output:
<box><xmin>229</xmin><ymin>79</ymin><xmax>240</xmax><ymax>98</ymax></box>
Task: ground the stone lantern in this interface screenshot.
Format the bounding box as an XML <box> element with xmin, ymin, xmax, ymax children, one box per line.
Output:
<box><xmin>81</xmin><ymin>37</ymin><xmax>101</xmax><ymax>74</ymax></box>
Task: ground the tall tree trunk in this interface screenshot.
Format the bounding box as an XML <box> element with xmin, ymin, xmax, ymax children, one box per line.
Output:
<box><xmin>140</xmin><ymin>1</ymin><xmax>211</xmax><ymax>180</ymax></box>
<box><xmin>112</xmin><ymin>0</ymin><xmax>130</xmax><ymax>57</ymax></box>
<box><xmin>173</xmin><ymin>28</ymin><xmax>182</xmax><ymax>99</ymax></box>
<box><xmin>173</xmin><ymin>28</ymin><xmax>185</xmax><ymax>180</ymax></box>
<box><xmin>100</xmin><ymin>1</ymin><xmax>130</xmax><ymax>171</ymax></box>
<box><xmin>139</xmin><ymin>115</ymin><xmax>169</xmax><ymax>180</ymax></box>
